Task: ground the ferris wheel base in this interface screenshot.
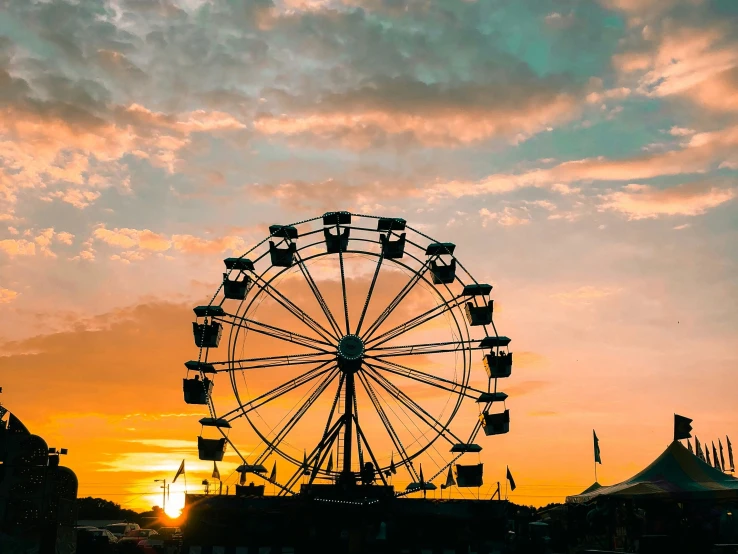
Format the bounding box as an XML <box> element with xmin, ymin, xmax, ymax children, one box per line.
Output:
<box><xmin>299</xmin><ymin>483</ymin><xmax>396</xmax><ymax>501</ymax></box>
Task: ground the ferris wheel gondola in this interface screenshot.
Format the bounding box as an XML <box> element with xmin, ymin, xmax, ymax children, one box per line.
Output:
<box><xmin>181</xmin><ymin>212</ymin><xmax>515</xmax><ymax>496</ymax></box>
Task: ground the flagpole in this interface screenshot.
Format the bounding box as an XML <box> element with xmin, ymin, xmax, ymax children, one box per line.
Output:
<box><xmin>504</xmin><ymin>467</ymin><xmax>508</xmax><ymax>501</ymax></box>
<box><xmin>595</xmin><ymin>458</ymin><xmax>598</xmax><ymax>483</ymax></box>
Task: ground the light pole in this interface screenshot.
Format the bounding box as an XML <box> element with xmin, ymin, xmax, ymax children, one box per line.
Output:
<box><xmin>154</xmin><ymin>479</ymin><xmax>166</xmax><ymax>513</ymax></box>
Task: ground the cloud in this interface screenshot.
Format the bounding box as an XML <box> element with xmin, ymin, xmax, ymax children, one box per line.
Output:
<box><xmin>0</xmin><ymin>238</ymin><xmax>36</xmax><ymax>257</ymax></box>
<box><xmin>170</xmin><ymin>234</ymin><xmax>247</xmax><ymax>254</ymax></box>
<box><xmin>256</xmin><ymin>76</ymin><xmax>585</xmax><ymax>148</ymax></box>
<box><xmin>600</xmin><ymin>181</ymin><xmax>737</xmax><ymax>219</ymax></box>
<box><xmin>90</xmin><ymin>225</ymin><xmax>255</xmax><ymax>258</ymax></box>
<box><xmin>426</xmin><ymin>123</ymin><xmax>738</xmax><ymax>206</ymax></box>
<box><xmin>0</xmin><ymin>47</ymin><xmax>248</xmax><ymax>216</ymax></box>
<box><xmin>93</xmin><ymin>227</ymin><xmax>171</xmax><ymax>251</ymax></box>
<box><xmin>610</xmin><ymin>7</ymin><xmax>738</xmax><ymax>117</ymax></box>
<box><xmin>552</xmin><ymin>286</ymin><xmax>622</xmax><ymax>305</ymax></box>
<box><xmin>479</xmin><ymin>207</ymin><xmax>531</xmax><ymax>227</ymax></box>
<box><xmin>0</xmin><ymin>288</ymin><xmax>19</xmax><ymax>303</ymax></box>
<box><xmin>249</xmin><ymin>178</ymin><xmax>422</xmax><ymax>211</ymax></box>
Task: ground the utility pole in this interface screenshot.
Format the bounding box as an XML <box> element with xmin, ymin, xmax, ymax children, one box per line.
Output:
<box><xmin>154</xmin><ymin>479</ymin><xmax>166</xmax><ymax>513</ymax></box>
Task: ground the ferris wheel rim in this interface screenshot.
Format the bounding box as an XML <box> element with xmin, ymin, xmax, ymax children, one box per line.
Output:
<box><xmin>189</xmin><ymin>212</ymin><xmax>508</xmax><ymax>491</ymax></box>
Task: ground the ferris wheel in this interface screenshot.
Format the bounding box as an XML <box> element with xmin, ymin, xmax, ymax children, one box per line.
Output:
<box><xmin>182</xmin><ymin>212</ymin><xmax>514</xmax><ymax>496</ymax></box>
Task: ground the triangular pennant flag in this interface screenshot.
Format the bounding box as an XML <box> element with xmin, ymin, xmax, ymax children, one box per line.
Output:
<box><xmin>728</xmin><ymin>436</ymin><xmax>735</xmax><ymax>471</ymax></box>
<box><xmin>593</xmin><ymin>430</ymin><xmax>602</xmax><ymax>464</ymax></box>
<box><xmin>269</xmin><ymin>461</ymin><xmax>277</xmax><ymax>483</ymax></box>
<box><xmin>674</xmin><ymin>414</ymin><xmax>693</xmax><ymax>441</ymax></box>
<box><xmin>239</xmin><ymin>470</ymin><xmax>247</xmax><ymax>485</ymax></box>
<box><xmin>419</xmin><ymin>464</ymin><xmax>425</xmax><ymax>486</ymax></box>
<box><xmin>712</xmin><ymin>443</ymin><xmax>721</xmax><ymax>470</ymax></box>
<box><xmin>687</xmin><ymin>439</ymin><xmax>694</xmax><ymax>454</ymax></box>
<box><xmin>173</xmin><ymin>460</ymin><xmax>185</xmax><ymax>483</ymax></box>
<box><xmin>390</xmin><ymin>453</ymin><xmax>397</xmax><ymax>475</ymax></box>
<box><xmin>696</xmin><ymin>437</ymin><xmax>705</xmax><ymax>461</ymax></box>
<box><xmin>326</xmin><ymin>451</ymin><xmax>334</xmax><ymax>473</ymax></box>
<box><xmin>719</xmin><ymin>439</ymin><xmax>726</xmax><ymax>472</ymax></box>
<box><xmin>212</xmin><ymin>461</ymin><xmax>221</xmax><ymax>480</ymax></box>
<box><xmin>445</xmin><ymin>466</ymin><xmax>456</xmax><ymax>488</ymax></box>
<box><xmin>506</xmin><ymin>466</ymin><xmax>516</xmax><ymax>491</ymax></box>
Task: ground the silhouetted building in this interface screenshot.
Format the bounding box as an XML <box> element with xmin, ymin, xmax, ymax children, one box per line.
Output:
<box><xmin>0</xmin><ymin>400</ymin><xmax>78</xmax><ymax>554</ymax></box>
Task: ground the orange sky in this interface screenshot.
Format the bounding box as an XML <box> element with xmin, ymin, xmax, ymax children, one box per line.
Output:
<box><xmin>2</xmin><ymin>0</ymin><xmax>738</xmax><ymax>514</ymax></box>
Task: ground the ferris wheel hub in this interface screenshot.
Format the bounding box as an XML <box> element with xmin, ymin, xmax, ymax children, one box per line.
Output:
<box><xmin>337</xmin><ymin>334</ymin><xmax>365</xmax><ymax>372</ymax></box>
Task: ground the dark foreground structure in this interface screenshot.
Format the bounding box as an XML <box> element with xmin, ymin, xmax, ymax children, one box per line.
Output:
<box><xmin>563</xmin><ymin>441</ymin><xmax>738</xmax><ymax>553</ymax></box>
<box><xmin>0</xmin><ymin>400</ymin><xmax>78</xmax><ymax>554</ymax></box>
<box><xmin>182</xmin><ymin>492</ymin><xmax>511</xmax><ymax>554</ymax></box>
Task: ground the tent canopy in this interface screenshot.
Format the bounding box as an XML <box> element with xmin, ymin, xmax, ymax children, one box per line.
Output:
<box><xmin>567</xmin><ymin>441</ymin><xmax>738</xmax><ymax>504</ymax></box>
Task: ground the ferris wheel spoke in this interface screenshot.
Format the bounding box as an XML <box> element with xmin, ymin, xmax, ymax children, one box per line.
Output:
<box><xmin>213</xmin><ymin>352</ymin><xmax>334</xmax><ymax>372</ymax></box>
<box><xmin>337</xmin><ymin>227</ymin><xmax>351</xmax><ymax>335</ymax></box>
<box><xmin>368</xmin><ymin>339</ymin><xmax>485</xmax><ymax>359</ymax></box>
<box><xmin>352</xmin><ymin>413</ymin><xmax>389</xmax><ymax>487</ymax></box>
<box><xmin>366</xmin><ymin>356</ymin><xmax>484</xmax><ymax>400</ymax></box>
<box><xmin>354</xmin><ymin>252</ymin><xmax>384</xmax><ymax>336</ymax></box>
<box><xmin>364</xmin><ymin>363</ymin><xmax>463</xmax><ymax>447</ymax></box>
<box><xmin>306</xmin><ymin>373</ymin><xmax>346</xmax><ymax>486</ymax></box>
<box><xmin>294</xmin><ymin>252</ymin><xmax>343</xmax><ymax>339</ymax></box>
<box><xmin>351</xmin><ymin>377</ymin><xmax>365</xmax><ymax>470</ymax></box>
<box><xmin>365</xmin><ymin>295</ymin><xmax>465</xmax><ymax>349</ymax></box>
<box><xmin>222</xmin><ymin>362</ymin><xmax>336</xmax><ymax>422</ymax></box>
<box><xmin>215</xmin><ymin>314</ymin><xmax>334</xmax><ymax>353</ymax></box>
<box><xmin>289</xmin><ymin>418</ymin><xmax>345</xmax><ymax>492</ymax></box>
<box><xmin>254</xmin><ymin>367</ymin><xmax>340</xmax><ymax>466</ymax></box>
<box><xmin>356</xmin><ymin>372</ymin><xmax>419</xmax><ymax>481</ymax></box>
<box><xmin>249</xmin><ymin>272</ymin><xmax>337</xmax><ymax>344</ymax></box>
<box><xmin>360</xmin><ymin>259</ymin><xmax>432</xmax><ymax>342</ymax></box>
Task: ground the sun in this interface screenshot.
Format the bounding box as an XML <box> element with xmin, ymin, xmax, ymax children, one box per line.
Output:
<box><xmin>164</xmin><ymin>493</ymin><xmax>185</xmax><ymax>518</ymax></box>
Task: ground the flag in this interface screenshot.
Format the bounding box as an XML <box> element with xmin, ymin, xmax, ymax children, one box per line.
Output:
<box><xmin>712</xmin><ymin>443</ymin><xmax>721</xmax><ymax>470</ymax></box>
<box><xmin>326</xmin><ymin>452</ymin><xmax>334</xmax><ymax>473</ymax></box>
<box><xmin>593</xmin><ymin>430</ymin><xmax>602</xmax><ymax>464</ymax></box>
<box><xmin>269</xmin><ymin>461</ymin><xmax>277</xmax><ymax>483</ymax></box>
<box><xmin>212</xmin><ymin>461</ymin><xmax>220</xmax><ymax>480</ymax></box>
<box><xmin>445</xmin><ymin>466</ymin><xmax>456</xmax><ymax>488</ymax></box>
<box><xmin>506</xmin><ymin>466</ymin><xmax>516</xmax><ymax>491</ymax></box>
<box><xmin>719</xmin><ymin>439</ymin><xmax>726</xmax><ymax>471</ymax></box>
<box><xmin>728</xmin><ymin>436</ymin><xmax>735</xmax><ymax>471</ymax></box>
<box><xmin>706</xmin><ymin>447</ymin><xmax>712</xmax><ymax>466</ymax></box>
<box><xmin>390</xmin><ymin>453</ymin><xmax>397</xmax><ymax>475</ymax></box>
<box><xmin>687</xmin><ymin>439</ymin><xmax>694</xmax><ymax>454</ymax></box>
<box><xmin>674</xmin><ymin>414</ymin><xmax>693</xmax><ymax>441</ymax></box>
<box><xmin>696</xmin><ymin>437</ymin><xmax>705</xmax><ymax>461</ymax></box>
<box><xmin>173</xmin><ymin>460</ymin><xmax>185</xmax><ymax>483</ymax></box>
<box><xmin>419</xmin><ymin>464</ymin><xmax>425</xmax><ymax>486</ymax></box>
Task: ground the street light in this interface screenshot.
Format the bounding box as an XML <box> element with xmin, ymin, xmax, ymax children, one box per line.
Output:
<box><xmin>154</xmin><ymin>479</ymin><xmax>167</xmax><ymax>513</ymax></box>
<box><xmin>48</xmin><ymin>447</ymin><xmax>68</xmax><ymax>468</ymax></box>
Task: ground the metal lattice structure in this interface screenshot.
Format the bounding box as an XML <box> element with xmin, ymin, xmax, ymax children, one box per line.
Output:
<box><xmin>183</xmin><ymin>212</ymin><xmax>513</xmax><ymax>496</ymax></box>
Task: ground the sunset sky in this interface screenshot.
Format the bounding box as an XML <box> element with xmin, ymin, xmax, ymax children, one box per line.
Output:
<box><xmin>1</xmin><ymin>0</ymin><xmax>737</xmax><ymax>514</ymax></box>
